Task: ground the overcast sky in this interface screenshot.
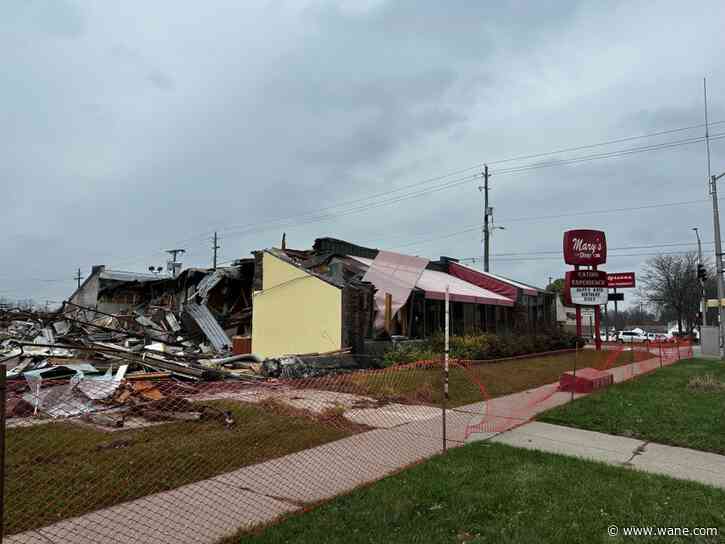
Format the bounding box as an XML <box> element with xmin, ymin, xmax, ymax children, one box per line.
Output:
<box><xmin>2</xmin><ymin>0</ymin><xmax>725</xmax><ymax>306</ymax></box>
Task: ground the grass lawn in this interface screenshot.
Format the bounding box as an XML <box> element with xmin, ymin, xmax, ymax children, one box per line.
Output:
<box><xmin>223</xmin><ymin>441</ymin><xmax>725</xmax><ymax>544</ymax></box>
<box><xmin>344</xmin><ymin>349</ymin><xmax>654</xmax><ymax>407</ymax></box>
<box><xmin>539</xmin><ymin>358</ymin><xmax>725</xmax><ymax>454</ymax></box>
<box><xmin>6</xmin><ymin>400</ymin><xmax>352</xmax><ymax>535</ymax></box>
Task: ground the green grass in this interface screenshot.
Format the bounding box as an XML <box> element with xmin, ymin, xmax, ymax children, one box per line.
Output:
<box><xmin>539</xmin><ymin>358</ymin><xmax>725</xmax><ymax>454</ymax></box>
<box><xmin>222</xmin><ymin>441</ymin><xmax>725</xmax><ymax>544</ymax></box>
<box><xmin>6</xmin><ymin>400</ymin><xmax>352</xmax><ymax>535</ymax></box>
<box><xmin>344</xmin><ymin>349</ymin><xmax>654</xmax><ymax>407</ymax></box>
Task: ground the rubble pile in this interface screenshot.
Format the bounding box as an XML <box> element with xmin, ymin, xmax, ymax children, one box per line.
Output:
<box><xmin>0</xmin><ymin>304</ymin><xmax>365</xmax><ymax>423</ymax></box>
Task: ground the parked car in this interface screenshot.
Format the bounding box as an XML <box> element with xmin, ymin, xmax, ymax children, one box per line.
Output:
<box><xmin>666</xmin><ymin>329</ymin><xmax>700</xmax><ymax>341</ymax></box>
<box><xmin>617</xmin><ymin>330</ymin><xmax>648</xmax><ymax>343</ymax></box>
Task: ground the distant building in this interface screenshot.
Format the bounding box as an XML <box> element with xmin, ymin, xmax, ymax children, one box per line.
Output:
<box><xmin>556</xmin><ymin>295</ymin><xmax>595</xmax><ymax>335</ymax></box>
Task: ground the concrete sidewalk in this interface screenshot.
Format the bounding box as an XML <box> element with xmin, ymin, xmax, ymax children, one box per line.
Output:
<box><xmin>7</xmin><ymin>352</ymin><xmax>688</xmax><ymax>544</ymax></box>
<box><xmin>492</xmin><ymin>421</ymin><xmax>725</xmax><ymax>489</ymax></box>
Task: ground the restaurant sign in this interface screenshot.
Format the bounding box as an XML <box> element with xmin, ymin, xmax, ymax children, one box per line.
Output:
<box><xmin>607</xmin><ymin>272</ymin><xmax>636</xmax><ymax>289</ymax></box>
<box><xmin>563</xmin><ymin>229</ymin><xmax>607</xmax><ymax>266</ymax></box>
<box><xmin>564</xmin><ymin>270</ymin><xmax>608</xmax><ymax>306</ymax></box>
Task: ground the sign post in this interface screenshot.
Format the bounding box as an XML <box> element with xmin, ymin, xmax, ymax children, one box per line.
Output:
<box><xmin>563</xmin><ymin>230</ymin><xmax>607</xmax><ymax>350</ymax></box>
<box><xmin>442</xmin><ymin>285</ymin><xmax>449</xmax><ymax>453</ymax></box>
<box><xmin>606</xmin><ymin>273</ymin><xmax>636</xmax><ymax>334</ymax></box>
<box><xmin>613</xmin><ymin>288</ymin><xmax>619</xmax><ymax>332</ymax></box>
<box><xmin>594</xmin><ymin>306</ymin><xmax>601</xmax><ymax>350</ymax></box>
<box><xmin>574</xmin><ymin>266</ymin><xmax>582</xmax><ymax>337</ymax></box>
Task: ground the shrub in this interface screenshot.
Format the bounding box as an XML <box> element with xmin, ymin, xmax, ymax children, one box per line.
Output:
<box><xmin>383</xmin><ymin>330</ymin><xmax>579</xmax><ymax>365</ymax></box>
<box><xmin>382</xmin><ymin>343</ymin><xmax>437</xmax><ymax>366</ymax></box>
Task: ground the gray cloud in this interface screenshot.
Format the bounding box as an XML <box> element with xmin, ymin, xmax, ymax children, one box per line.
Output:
<box><xmin>1</xmin><ymin>0</ymin><xmax>725</xmax><ymax>306</ymax></box>
<box><xmin>147</xmin><ymin>69</ymin><xmax>175</xmax><ymax>91</ymax></box>
<box><xmin>1</xmin><ymin>0</ymin><xmax>85</xmax><ymax>38</ymax></box>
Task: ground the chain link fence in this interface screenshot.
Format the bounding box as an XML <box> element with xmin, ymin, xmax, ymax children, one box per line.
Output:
<box><xmin>2</xmin><ymin>341</ymin><xmax>691</xmax><ymax>543</ymax></box>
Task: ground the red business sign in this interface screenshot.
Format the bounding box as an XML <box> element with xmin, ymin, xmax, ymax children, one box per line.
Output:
<box><xmin>563</xmin><ymin>229</ymin><xmax>607</xmax><ymax>266</ymax></box>
<box><xmin>564</xmin><ymin>270</ymin><xmax>608</xmax><ymax>305</ymax></box>
<box><xmin>607</xmin><ymin>272</ymin><xmax>636</xmax><ymax>288</ymax></box>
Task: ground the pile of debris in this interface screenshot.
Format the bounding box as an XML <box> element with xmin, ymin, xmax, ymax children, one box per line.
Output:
<box><xmin>1</xmin><ymin>304</ymin><xmax>366</xmax><ymax>422</ymax></box>
<box><xmin>15</xmin><ymin>360</ymin><xmax>236</xmax><ymax>429</ymax></box>
<box><xmin>0</xmin><ymin>302</ymin><xmax>255</xmax><ymax>380</ymax></box>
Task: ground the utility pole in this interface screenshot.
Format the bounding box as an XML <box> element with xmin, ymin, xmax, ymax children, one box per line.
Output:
<box><xmin>483</xmin><ymin>165</ymin><xmax>490</xmax><ymax>272</ymax></box>
<box><xmin>212</xmin><ymin>232</ymin><xmax>220</xmax><ymax>270</ymax></box>
<box><xmin>710</xmin><ymin>172</ymin><xmax>725</xmax><ymax>357</ymax></box>
<box><xmin>705</xmin><ymin>79</ymin><xmax>725</xmax><ymax>357</ymax></box>
<box><xmin>166</xmin><ymin>249</ymin><xmax>186</xmax><ymax>278</ymax></box>
<box><xmin>74</xmin><ymin>268</ymin><xmax>83</xmax><ymax>288</ymax></box>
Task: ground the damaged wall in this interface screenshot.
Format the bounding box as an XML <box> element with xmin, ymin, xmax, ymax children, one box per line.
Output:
<box><xmin>251</xmin><ymin>251</ymin><xmax>342</xmax><ymax>358</ymax></box>
<box><xmin>68</xmin><ymin>265</ymin><xmax>104</xmax><ymax>309</ymax></box>
<box><xmin>341</xmin><ymin>281</ymin><xmax>374</xmax><ymax>354</ymax></box>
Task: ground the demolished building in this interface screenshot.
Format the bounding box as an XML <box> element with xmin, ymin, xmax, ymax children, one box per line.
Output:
<box><xmin>6</xmin><ymin>237</ymin><xmax>554</xmax><ymax>370</ymax></box>
<box><xmin>0</xmin><ymin>236</ymin><xmax>558</xmax><ymax>423</ymax></box>
<box><xmin>250</xmin><ymin>237</ymin><xmax>555</xmax><ymax>357</ymax></box>
<box><xmin>67</xmin><ymin>261</ymin><xmax>256</xmax><ymax>347</ymax></box>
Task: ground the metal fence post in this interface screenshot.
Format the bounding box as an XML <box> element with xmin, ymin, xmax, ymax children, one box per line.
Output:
<box><xmin>658</xmin><ymin>342</ymin><xmax>663</xmax><ymax>368</ymax></box>
<box><xmin>571</xmin><ymin>343</ymin><xmax>577</xmax><ymax>402</ymax></box>
<box><xmin>0</xmin><ymin>365</ymin><xmax>6</xmax><ymax>544</ymax></box>
<box><xmin>442</xmin><ymin>285</ymin><xmax>449</xmax><ymax>453</ymax></box>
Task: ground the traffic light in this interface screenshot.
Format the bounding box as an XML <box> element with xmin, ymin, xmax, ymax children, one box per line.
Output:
<box><xmin>698</xmin><ymin>264</ymin><xmax>707</xmax><ymax>281</ymax></box>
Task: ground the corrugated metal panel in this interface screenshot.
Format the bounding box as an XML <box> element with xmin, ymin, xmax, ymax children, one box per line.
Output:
<box><xmin>184</xmin><ymin>302</ymin><xmax>231</xmax><ymax>351</ymax></box>
<box><xmin>361</xmin><ymin>250</ymin><xmax>429</xmax><ymax>330</ymax></box>
<box><xmin>195</xmin><ymin>270</ymin><xmax>225</xmax><ymax>302</ymax></box>
<box><xmin>351</xmin><ymin>256</ymin><xmax>514</xmax><ymax>307</ymax></box>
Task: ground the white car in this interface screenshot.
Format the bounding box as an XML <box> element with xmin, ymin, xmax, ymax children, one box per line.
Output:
<box><xmin>617</xmin><ymin>330</ymin><xmax>648</xmax><ymax>343</ymax></box>
<box><xmin>666</xmin><ymin>329</ymin><xmax>700</xmax><ymax>341</ymax></box>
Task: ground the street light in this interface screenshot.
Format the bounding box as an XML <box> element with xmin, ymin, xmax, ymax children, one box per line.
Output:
<box><xmin>490</xmin><ymin>226</ymin><xmax>506</xmax><ymax>270</ymax></box>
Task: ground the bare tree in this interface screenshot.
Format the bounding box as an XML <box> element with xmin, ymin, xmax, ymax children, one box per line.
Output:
<box><xmin>640</xmin><ymin>252</ymin><xmax>701</xmax><ymax>334</ymax></box>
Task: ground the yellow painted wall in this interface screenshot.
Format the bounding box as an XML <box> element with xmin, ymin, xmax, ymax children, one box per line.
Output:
<box><xmin>252</xmin><ymin>251</ymin><xmax>342</xmax><ymax>358</ymax></box>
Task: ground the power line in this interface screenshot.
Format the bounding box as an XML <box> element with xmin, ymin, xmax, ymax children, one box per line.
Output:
<box><xmin>461</xmin><ymin>249</ymin><xmax>700</xmax><ymax>263</ymax></box>
<box><xmin>9</xmin><ymin>197</ymin><xmax>723</xmax><ymax>285</ymax></box>
<box><xmin>387</xmin><ymin>197</ymin><xmax>719</xmax><ymax>252</ymax></box>
<box><xmin>220</xmin><ymin>133</ymin><xmax>725</xmax><ymax>243</ymax></box>
<box><xmin>14</xmin><ymin>120</ymin><xmax>725</xmax><ymax>285</ymax></box>
<box><xmin>487</xmin><ymin>120</ymin><xmax>725</xmax><ymax>166</ymax></box>
<box><xmin>64</xmin><ymin>121</ymin><xmax>725</xmax><ymax>276</ymax></box>
<box><xmin>141</xmin><ymin>122</ymin><xmax>725</xmax><ymax>251</ymax></box>
<box><xmin>162</xmin><ymin>130</ymin><xmax>725</xmax><ymax>258</ymax></box>
<box><xmin>491</xmin><ymin>241</ymin><xmax>713</xmax><ymax>258</ymax></box>
<box><xmin>494</xmin><ymin>133</ymin><xmax>725</xmax><ymax>176</ymax></box>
